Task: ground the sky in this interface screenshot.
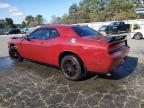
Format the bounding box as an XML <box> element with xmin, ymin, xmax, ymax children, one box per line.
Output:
<box><xmin>0</xmin><ymin>0</ymin><xmax>81</xmax><ymax>24</ymax></box>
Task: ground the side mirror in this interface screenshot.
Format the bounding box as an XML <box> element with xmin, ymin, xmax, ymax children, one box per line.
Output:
<box><xmin>24</xmin><ymin>35</ymin><xmax>31</xmax><ymax>41</ymax></box>
<box><xmin>26</xmin><ymin>37</ymin><xmax>31</xmax><ymax>41</ymax></box>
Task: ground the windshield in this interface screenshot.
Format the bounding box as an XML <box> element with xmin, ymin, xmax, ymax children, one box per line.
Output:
<box><xmin>99</xmin><ymin>26</ymin><xmax>107</xmax><ymax>30</ymax></box>
<box><xmin>72</xmin><ymin>26</ymin><xmax>100</xmax><ymax>37</ymax></box>
<box><xmin>111</xmin><ymin>22</ymin><xmax>120</xmax><ymax>25</ymax></box>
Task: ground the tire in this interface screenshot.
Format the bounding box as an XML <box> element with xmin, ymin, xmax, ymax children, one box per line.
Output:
<box><xmin>60</xmin><ymin>54</ymin><xmax>85</xmax><ymax>81</ymax></box>
<box><xmin>9</xmin><ymin>46</ymin><xmax>23</xmax><ymax>62</ymax></box>
<box><xmin>134</xmin><ymin>32</ymin><xmax>143</xmax><ymax>40</ymax></box>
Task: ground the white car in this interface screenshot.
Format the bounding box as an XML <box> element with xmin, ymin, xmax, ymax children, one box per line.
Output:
<box><xmin>131</xmin><ymin>29</ymin><xmax>144</xmax><ymax>40</ymax></box>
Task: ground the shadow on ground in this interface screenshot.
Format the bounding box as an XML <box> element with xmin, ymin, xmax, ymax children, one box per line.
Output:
<box><xmin>82</xmin><ymin>56</ymin><xmax>138</xmax><ymax>80</ymax></box>
<box><xmin>0</xmin><ymin>56</ymin><xmax>13</xmax><ymax>69</ymax></box>
<box><xmin>0</xmin><ymin>56</ymin><xmax>138</xmax><ymax>81</ymax></box>
<box><xmin>101</xmin><ymin>56</ymin><xmax>138</xmax><ymax>80</ymax></box>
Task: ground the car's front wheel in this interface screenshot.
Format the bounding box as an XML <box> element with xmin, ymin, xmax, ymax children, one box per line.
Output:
<box><xmin>9</xmin><ymin>46</ymin><xmax>23</xmax><ymax>62</ymax></box>
<box><xmin>61</xmin><ymin>54</ymin><xmax>85</xmax><ymax>80</ymax></box>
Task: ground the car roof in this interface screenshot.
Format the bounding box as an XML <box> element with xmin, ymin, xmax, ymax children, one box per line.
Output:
<box><xmin>101</xmin><ymin>25</ymin><xmax>110</xmax><ymax>27</ymax></box>
<box><xmin>39</xmin><ymin>25</ymin><xmax>73</xmax><ymax>29</ymax></box>
<box><xmin>10</xmin><ymin>29</ymin><xmax>20</xmax><ymax>31</ymax></box>
<box><xmin>38</xmin><ymin>25</ymin><xmax>88</xmax><ymax>29</ymax></box>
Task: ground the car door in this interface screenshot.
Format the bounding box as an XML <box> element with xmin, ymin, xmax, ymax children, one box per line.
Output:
<box><xmin>21</xmin><ymin>28</ymin><xmax>50</xmax><ymax>62</ymax></box>
<box><xmin>119</xmin><ymin>22</ymin><xmax>125</xmax><ymax>31</ymax></box>
<box><xmin>37</xmin><ymin>28</ymin><xmax>60</xmax><ymax>65</ymax></box>
<box><xmin>107</xmin><ymin>26</ymin><xmax>111</xmax><ymax>34</ymax></box>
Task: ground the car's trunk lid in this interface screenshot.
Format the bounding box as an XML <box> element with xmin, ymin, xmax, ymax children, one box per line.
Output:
<box><xmin>82</xmin><ymin>34</ymin><xmax>129</xmax><ymax>55</ymax></box>
<box><xmin>82</xmin><ymin>34</ymin><xmax>127</xmax><ymax>42</ymax></box>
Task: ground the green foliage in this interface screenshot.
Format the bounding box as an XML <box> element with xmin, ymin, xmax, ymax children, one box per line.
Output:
<box><xmin>53</xmin><ymin>0</ymin><xmax>144</xmax><ymax>24</ymax></box>
<box><xmin>0</xmin><ymin>20</ymin><xmax>4</xmax><ymax>29</ymax></box>
<box><xmin>23</xmin><ymin>15</ymin><xmax>44</xmax><ymax>27</ymax></box>
<box><xmin>0</xmin><ymin>18</ymin><xmax>15</xmax><ymax>29</ymax></box>
<box><xmin>21</xmin><ymin>21</ymin><xmax>26</xmax><ymax>28</ymax></box>
<box><xmin>25</xmin><ymin>15</ymin><xmax>33</xmax><ymax>25</ymax></box>
<box><xmin>50</xmin><ymin>15</ymin><xmax>61</xmax><ymax>24</ymax></box>
<box><xmin>36</xmin><ymin>14</ymin><xmax>43</xmax><ymax>25</ymax></box>
<box><xmin>0</xmin><ymin>24</ymin><xmax>4</xmax><ymax>28</ymax></box>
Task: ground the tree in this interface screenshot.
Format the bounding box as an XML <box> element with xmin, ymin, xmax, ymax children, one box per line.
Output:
<box><xmin>60</xmin><ymin>13</ymin><xmax>71</xmax><ymax>24</ymax></box>
<box><xmin>50</xmin><ymin>15</ymin><xmax>61</xmax><ymax>24</ymax></box>
<box><xmin>0</xmin><ymin>18</ymin><xmax>17</xmax><ymax>29</ymax></box>
<box><xmin>25</xmin><ymin>15</ymin><xmax>33</xmax><ymax>22</ymax></box>
<box><xmin>36</xmin><ymin>14</ymin><xmax>43</xmax><ymax>25</ymax></box>
<box><xmin>81</xmin><ymin>0</ymin><xmax>107</xmax><ymax>22</ymax></box>
<box><xmin>23</xmin><ymin>15</ymin><xmax>44</xmax><ymax>27</ymax></box>
<box><xmin>0</xmin><ymin>24</ymin><xmax>4</xmax><ymax>28</ymax></box>
<box><xmin>25</xmin><ymin>15</ymin><xmax>34</xmax><ymax>27</ymax></box>
<box><xmin>58</xmin><ymin>0</ymin><xmax>144</xmax><ymax>24</ymax></box>
<box><xmin>69</xmin><ymin>3</ymin><xmax>82</xmax><ymax>23</ymax></box>
<box><xmin>21</xmin><ymin>21</ymin><xmax>26</xmax><ymax>28</ymax></box>
<box><xmin>0</xmin><ymin>19</ymin><xmax>5</xmax><ymax>28</ymax></box>
<box><xmin>105</xmin><ymin>0</ymin><xmax>141</xmax><ymax>20</ymax></box>
<box><xmin>69</xmin><ymin>3</ymin><xmax>79</xmax><ymax>15</ymax></box>
<box><xmin>4</xmin><ymin>18</ymin><xmax>14</xmax><ymax>28</ymax></box>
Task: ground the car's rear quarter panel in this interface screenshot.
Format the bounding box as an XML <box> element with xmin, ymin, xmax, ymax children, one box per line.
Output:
<box><xmin>57</xmin><ymin>35</ymin><xmax>112</xmax><ymax>72</ymax></box>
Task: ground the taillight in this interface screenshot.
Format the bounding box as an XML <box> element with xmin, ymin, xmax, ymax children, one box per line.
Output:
<box><xmin>108</xmin><ymin>40</ymin><xmax>127</xmax><ymax>55</ymax></box>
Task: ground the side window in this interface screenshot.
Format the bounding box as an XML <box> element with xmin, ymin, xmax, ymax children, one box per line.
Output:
<box><xmin>28</xmin><ymin>29</ymin><xmax>50</xmax><ymax>40</ymax></box>
<box><xmin>10</xmin><ymin>30</ymin><xmax>13</xmax><ymax>33</ymax></box>
<box><xmin>121</xmin><ymin>22</ymin><xmax>124</xmax><ymax>25</ymax></box>
<box><xmin>50</xmin><ymin>29</ymin><xmax>59</xmax><ymax>38</ymax></box>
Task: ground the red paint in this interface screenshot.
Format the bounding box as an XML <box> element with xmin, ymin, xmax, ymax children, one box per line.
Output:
<box><xmin>8</xmin><ymin>25</ymin><xmax>129</xmax><ymax>73</ymax></box>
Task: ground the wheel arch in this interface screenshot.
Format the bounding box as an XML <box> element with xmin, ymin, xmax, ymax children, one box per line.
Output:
<box><xmin>9</xmin><ymin>43</ymin><xmax>21</xmax><ymax>56</ymax></box>
<box><xmin>58</xmin><ymin>51</ymin><xmax>84</xmax><ymax>67</ymax></box>
<box><xmin>9</xmin><ymin>43</ymin><xmax>16</xmax><ymax>48</ymax></box>
<box><xmin>58</xmin><ymin>51</ymin><xmax>86</xmax><ymax>80</ymax></box>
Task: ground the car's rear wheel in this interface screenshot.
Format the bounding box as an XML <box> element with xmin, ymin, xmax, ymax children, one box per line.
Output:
<box><xmin>134</xmin><ymin>32</ymin><xmax>143</xmax><ymax>40</ymax></box>
<box><xmin>61</xmin><ymin>54</ymin><xmax>85</xmax><ymax>80</ymax></box>
<box><xmin>9</xmin><ymin>46</ymin><xmax>23</xmax><ymax>62</ymax></box>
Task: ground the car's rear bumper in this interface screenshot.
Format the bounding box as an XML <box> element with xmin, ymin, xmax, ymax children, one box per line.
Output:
<box><xmin>108</xmin><ymin>46</ymin><xmax>129</xmax><ymax>71</ymax></box>
<box><xmin>87</xmin><ymin>46</ymin><xmax>130</xmax><ymax>73</ymax></box>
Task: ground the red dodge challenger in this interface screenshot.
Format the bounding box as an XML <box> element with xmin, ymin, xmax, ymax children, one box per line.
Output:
<box><xmin>8</xmin><ymin>25</ymin><xmax>129</xmax><ymax>80</ymax></box>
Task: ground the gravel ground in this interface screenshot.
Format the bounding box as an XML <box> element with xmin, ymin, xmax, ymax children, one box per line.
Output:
<box><xmin>0</xmin><ymin>34</ymin><xmax>144</xmax><ymax>108</ymax></box>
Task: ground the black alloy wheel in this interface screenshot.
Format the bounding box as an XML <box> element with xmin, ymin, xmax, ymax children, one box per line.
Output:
<box><xmin>9</xmin><ymin>46</ymin><xmax>23</xmax><ymax>62</ymax></box>
<box><xmin>61</xmin><ymin>54</ymin><xmax>84</xmax><ymax>80</ymax></box>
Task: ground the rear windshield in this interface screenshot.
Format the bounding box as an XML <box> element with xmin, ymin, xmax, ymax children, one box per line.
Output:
<box><xmin>72</xmin><ymin>26</ymin><xmax>100</xmax><ymax>37</ymax></box>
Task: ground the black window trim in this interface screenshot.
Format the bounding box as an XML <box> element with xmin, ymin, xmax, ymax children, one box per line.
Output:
<box><xmin>49</xmin><ymin>28</ymin><xmax>60</xmax><ymax>39</ymax></box>
<box><xmin>72</xmin><ymin>26</ymin><xmax>100</xmax><ymax>37</ymax></box>
<box><xmin>28</xmin><ymin>28</ymin><xmax>60</xmax><ymax>40</ymax></box>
